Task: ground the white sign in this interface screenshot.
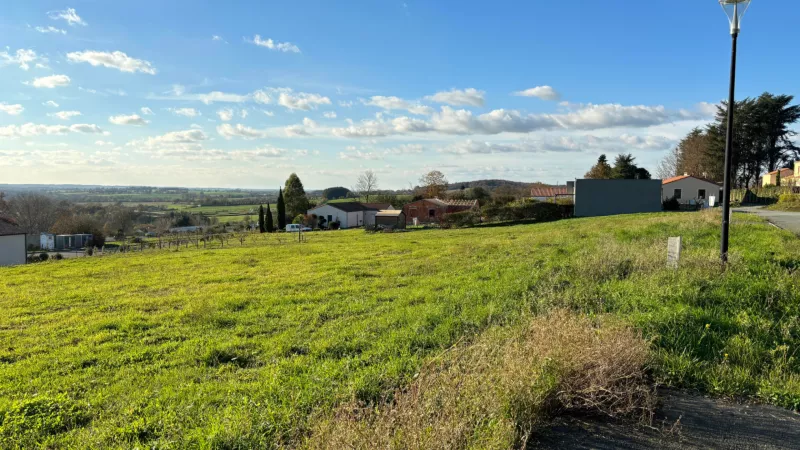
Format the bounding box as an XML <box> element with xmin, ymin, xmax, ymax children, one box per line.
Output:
<box><xmin>667</xmin><ymin>236</ymin><xmax>682</xmax><ymax>269</ymax></box>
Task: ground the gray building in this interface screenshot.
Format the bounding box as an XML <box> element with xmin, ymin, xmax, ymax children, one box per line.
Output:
<box><xmin>574</xmin><ymin>179</ymin><xmax>663</xmax><ymax>217</ymax></box>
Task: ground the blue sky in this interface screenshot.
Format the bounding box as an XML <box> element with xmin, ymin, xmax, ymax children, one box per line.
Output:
<box><xmin>1</xmin><ymin>0</ymin><xmax>797</xmax><ymax>189</ymax></box>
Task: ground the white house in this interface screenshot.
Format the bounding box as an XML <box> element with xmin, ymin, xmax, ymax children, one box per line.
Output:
<box><xmin>0</xmin><ymin>217</ymin><xmax>27</xmax><ymax>267</ymax></box>
<box><xmin>662</xmin><ymin>175</ymin><xmax>722</xmax><ymax>206</ymax></box>
<box><xmin>307</xmin><ymin>202</ymin><xmax>394</xmax><ymax>229</ymax></box>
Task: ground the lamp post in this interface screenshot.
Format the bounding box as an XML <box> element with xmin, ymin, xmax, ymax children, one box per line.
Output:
<box><xmin>719</xmin><ymin>0</ymin><xmax>751</xmax><ymax>264</ymax></box>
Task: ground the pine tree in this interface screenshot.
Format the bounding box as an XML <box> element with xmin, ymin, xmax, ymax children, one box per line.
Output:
<box><xmin>584</xmin><ymin>154</ymin><xmax>613</xmax><ymax>179</ymax></box>
<box><xmin>258</xmin><ymin>204</ymin><xmax>265</xmax><ymax>233</ymax></box>
<box><xmin>277</xmin><ymin>188</ymin><xmax>286</xmax><ymax>231</ymax></box>
<box><xmin>265</xmin><ymin>203</ymin><xmax>274</xmax><ymax>232</ymax></box>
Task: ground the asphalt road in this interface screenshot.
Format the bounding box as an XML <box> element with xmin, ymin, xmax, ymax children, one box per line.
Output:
<box><xmin>734</xmin><ymin>206</ymin><xmax>800</xmax><ymax>235</ymax></box>
<box><xmin>531</xmin><ymin>389</ymin><xmax>800</xmax><ymax>449</ymax></box>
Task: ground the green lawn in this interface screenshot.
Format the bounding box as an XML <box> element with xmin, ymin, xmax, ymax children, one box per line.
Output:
<box><xmin>1</xmin><ymin>211</ymin><xmax>799</xmax><ymax>448</ymax></box>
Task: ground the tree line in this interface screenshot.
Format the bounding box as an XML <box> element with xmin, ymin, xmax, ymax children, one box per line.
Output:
<box><xmin>656</xmin><ymin>92</ymin><xmax>799</xmax><ymax>186</ymax></box>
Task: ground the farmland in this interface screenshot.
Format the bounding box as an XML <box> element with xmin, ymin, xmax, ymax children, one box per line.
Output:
<box><xmin>1</xmin><ymin>211</ymin><xmax>799</xmax><ymax>448</ymax></box>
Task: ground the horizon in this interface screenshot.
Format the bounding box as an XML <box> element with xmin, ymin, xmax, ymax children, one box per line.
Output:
<box><xmin>2</xmin><ymin>1</ymin><xmax>798</xmax><ymax>189</ymax></box>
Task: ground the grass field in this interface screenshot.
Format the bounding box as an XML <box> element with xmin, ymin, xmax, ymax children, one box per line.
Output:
<box><xmin>1</xmin><ymin>211</ymin><xmax>799</xmax><ymax>448</ymax></box>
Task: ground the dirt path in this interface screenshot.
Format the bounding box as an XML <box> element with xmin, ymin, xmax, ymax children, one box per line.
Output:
<box><xmin>530</xmin><ymin>389</ymin><xmax>800</xmax><ymax>449</ymax></box>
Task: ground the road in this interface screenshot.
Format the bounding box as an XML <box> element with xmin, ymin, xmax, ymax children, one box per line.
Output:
<box><xmin>734</xmin><ymin>206</ymin><xmax>800</xmax><ymax>235</ymax></box>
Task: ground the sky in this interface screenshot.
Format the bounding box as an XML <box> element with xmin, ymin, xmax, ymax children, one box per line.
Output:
<box><xmin>1</xmin><ymin>0</ymin><xmax>798</xmax><ymax>190</ymax></box>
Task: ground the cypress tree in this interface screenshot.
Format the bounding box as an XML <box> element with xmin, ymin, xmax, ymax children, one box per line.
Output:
<box><xmin>265</xmin><ymin>203</ymin><xmax>274</xmax><ymax>232</ymax></box>
<box><xmin>277</xmin><ymin>188</ymin><xmax>286</xmax><ymax>231</ymax></box>
<box><xmin>258</xmin><ymin>204</ymin><xmax>265</xmax><ymax>233</ymax></box>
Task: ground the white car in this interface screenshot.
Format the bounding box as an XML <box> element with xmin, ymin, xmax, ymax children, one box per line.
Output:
<box><xmin>285</xmin><ymin>224</ymin><xmax>312</xmax><ymax>232</ymax></box>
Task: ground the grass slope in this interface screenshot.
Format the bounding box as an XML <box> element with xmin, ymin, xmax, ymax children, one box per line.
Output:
<box><xmin>1</xmin><ymin>212</ymin><xmax>799</xmax><ymax>448</ymax></box>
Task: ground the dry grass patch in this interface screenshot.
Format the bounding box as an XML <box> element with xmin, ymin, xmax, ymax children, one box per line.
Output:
<box><xmin>305</xmin><ymin>310</ymin><xmax>653</xmax><ymax>449</ymax></box>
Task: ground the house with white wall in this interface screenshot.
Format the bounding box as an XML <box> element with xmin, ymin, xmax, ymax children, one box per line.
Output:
<box><xmin>307</xmin><ymin>202</ymin><xmax>393</xmax><ymax>228</ymax></box>
<box><xmin>662</xmin><ymin>175</ymin><xmax>722</xmax><ymax>205</ymax></box>
<box><xmin>0</xmin><ymin>217</ymin><xmax>26</xmax><ymax>267</ymax></box>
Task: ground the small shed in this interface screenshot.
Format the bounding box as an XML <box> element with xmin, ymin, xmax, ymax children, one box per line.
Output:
<box><xmin>0</xmin><ymin>217</ymin><xmax>26</xmax><ymax>267</ymax></box>
<box><xmin>375</xmin><ymin>210</ymin><xmax>406</xmax><ymax>230</ymax></box>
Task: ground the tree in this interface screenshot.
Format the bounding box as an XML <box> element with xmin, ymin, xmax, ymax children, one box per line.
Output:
<box><xmin>419</xmin><ymin>170</ymin><xmax>448</xmax><ymax>198</ymax></box>
<box><xmin>612</xmin><ymin>154</ymin><xmax>638</xmax><ymax>179</ymax></box>
<box><xmin>756</xmin><ymin>93</ymin><xmax>800</xmax><ymax>172</ymax></box>
<box><xmin>7</xmin><ymin>193</ymin><xmax>60</xmax><ymax>235</ymax></box>
<box><xmin>674</xmin><ymin>128</ymin><xmax>715</xmax><ymax>179</ymax></box>
<box><xmin>584</xmin><ymin>155</ymin><xmax>613</xmax><ymax>179</ymax></box>
<box><xmin>50</xmin><ymin>214</ymin><xmax>106</xmax><ymax>247</ymax></box>
<box><xmin>258</xmin><ymin>204</ymin><xmax>265</xmax><ymax>233</ymax></box>
<box><xmin>284</xmin><ymin>173</ymin><xmax>309</xmax><ymax>218</ymax></box>
<box><xmin>655</xmin><ymin>147</ymin><xmax>680</xmax><ymax>180</ymax></box>
<box><xmin>277</xmin><ymin>188</ymin><xmax>286</xmax><ymax>231</ymax></box>
<box><xmin>265</xmin><ymin>203</ymin><xmax>274</xmax><ymax>232</ymax></box>
<box><xmin>354</xmin><ymin>170</ymin><xmax>379</xmax><ymax>202</ymax></box>
<box><xmin>322</xmin><ymin>187</ymin><xmax>351</xmax><ymax>200</ymax></box>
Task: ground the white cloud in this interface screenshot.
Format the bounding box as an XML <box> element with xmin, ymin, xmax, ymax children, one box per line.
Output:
<box><xmin>141</xmin><ymin>107</ymin><xmax>154</xmax><ymax>115</ymax></box>
<box><xmin>554</xmin><ymin>103</ymin><xmax>672</xmax><ymax>129</ymax></box>
<box><xmin>48</xmin><ymin>8</ymin><xmax>86</xmax><ymax>26</ymax></box>
<box><xmin>240</xmin><ymin>109</ymin><xmax>248</xmax><ymax>119</ymax></box>
<box><xmin>425</xmin><ymin>88</ymin><xmax>485</xmax><ymax>107</ymax></box>
<box><xmin>617</xmin><ymin>134</ymin><xmax>675</xmax><ymax>151</ymax></box>
<box><xmin>29</xmin><ymin>74</ymin><xmax>71</xmax><ymax>88</ymax></box>
<box><xmin>1</xmin><ymin>49</ymin><xmax>43</xmax><ymax>71</ymax></box>
<box><xmin>171</xmin><ymin>108</ymin><xmax>200</xmax><ymax>118</ymax></box>
<box><xmin>262</xmin><ymin>110</ymin><xmax>275</xmax><ymax>117</ymax></box>
<box><xmin>212</xmin><ymin>35</ymin><xmax>227</xmax><ymax>43</ymax></box>
<box><xmin>249</xmin><ymin>35</ymin><xmax>301</xmax><ymax>53</ymax></box>
<box><xmin>95</xmin><ymin>140</ymin><xmax>113</xmax><ymax>146</ymax></box>
<box><xmin>252</xmin><ymin>90</ymin><xmax>271</xmax><ymax>104</ymax></box>
<box><xmin>0</xmin><ymin>103</ymin><xmax>24</xmax><ymax>115</ymax></box>
<box><xmin>323</xmin><ymin>111</ymin><xmax>337</xmax><ymax>119</ymax></box>
<box><xmin>383</xmin><ymin>144</ymin><xmax>425</xmax><ymax>155</ymax></box>
<box><xmin>131</xmin><ymin>129</ymin><xmax>208</xmax><ymax>152</ymax></box>
<box><xmin>196</xmin><ymin>91</ymin><xmax>249</xmax><ymax>104</ymax></box>
<box><xmin>696</xmin><ymin>102</ymin><xmax>720</xmax><ymax>118</ymax></box>
<box><xmin>0</xmin><ymin>123</ymin><xmax>105</xmax><ymax>137</ymax></box>
<box><xmin>217</xmin><ymin>108</ymin><xmax>234</xmax><ymax>121</ymax></box>
<box><xmin>43</xmin><ymin>100</ymin><xmax>59</xmax><ymax>108</ymax></box>
<box><xmin>79</xmin><ymin>87</ymin><xmax>99</xmax><ymax>94</ymax></box>
<box><xmin>363</xmin><ymin>96</ymin><xmax>433</xmax><ymax>115</ymax></box>
<box><xmin>339</xmin><ymin>150</ymin><xmax>382</xmax><ymax>160</ymax></box>
<box><xmin>35</xmin><ymin>26</ymin><xmax>67</xmax><ymax>34</ymax></box>
<box><xmin>513</xmin><ymin>86</ymin><xmax>561</xmax><ymax>101</ymax></box>
<box><xmin>109</xmin><ymin>114</ymin><xmax>149</xmax><ymax>126</ymax></box>
<box><xmin>284</xmin><ymin>125</ymin><xmax>310</xmax><ymax>137</ymax></box>
<box><xmin>339</xmin><ymin>100</ymin><xmax>354</xmax><ymax>108</ymax></box>
<box><xmin>49</xmin><ymin>110</ymin><xmax>82</xmax><ymax>120</ymax></box>
<box><xmin>66</xmin><ymin>50</ymin><xmax>157</xmax><ymax>74</ymax></box>
<box><xmin>217</xmin><ymin>123</ymin><xmax>268</xmax><ymax>140</ymax></box>
<box><xmin>278</xmin><ymin>90</ymin><xmax>331</xmax><ymax>111</ymax></box>
<box><xmin>170</xmin><ymin>84</ymin><xmax>186</xmax><ymax>96</ymax></box>
<box><xmin>107</xmin><ymin>89</ymin><xmax>127</xmax><ymax>96</ymax></box>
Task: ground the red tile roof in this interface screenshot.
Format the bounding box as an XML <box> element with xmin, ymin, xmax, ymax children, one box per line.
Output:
<box><xmin>662</xmin><ymin>175</ymin><xmax>720</xmax><ymax>185</ymax></box>
<box><xmin>531</xmin><ymin>186</ymin><xmax>570</xmax><ymax>197</ymax></box>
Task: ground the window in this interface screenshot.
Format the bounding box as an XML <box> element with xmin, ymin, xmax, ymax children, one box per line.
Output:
<box><xmin>327</xmin><ymin>215</ymin><xmax>332</xmax><ymax>223</ymax></box>
<box><xmin>674</xmin><ymin>189</ymin><xmax>682</xmax><ymax>200</ymax></box>
<box><xmin>698</xmin><ymin>189</ymin><xmax>706</xmax><ymax>200</ymax></box>
<box><xmin>429</xmin><ymin>209</ymin><xmax>436</xmax><ymax>218</ymax></box>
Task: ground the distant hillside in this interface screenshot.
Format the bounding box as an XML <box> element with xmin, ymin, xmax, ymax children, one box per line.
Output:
<box><xmin>447</xmin><ymin>180</ymin><xmax>545</xmax><ymax>191</ymax></box>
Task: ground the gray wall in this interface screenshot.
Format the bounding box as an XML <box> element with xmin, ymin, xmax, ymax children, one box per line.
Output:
<box><xmin>574</xmin><ymin>179</ymin><xmax>663</xmax><ymax>217</ymax></box>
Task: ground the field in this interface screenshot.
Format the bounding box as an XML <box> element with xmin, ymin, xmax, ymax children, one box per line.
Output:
<box><xmin>1</xmin><ymin>211</ymin><xmax>799</xmax><ymax>448</ymax></box>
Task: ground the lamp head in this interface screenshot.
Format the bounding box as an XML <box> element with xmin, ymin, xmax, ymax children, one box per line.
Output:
<box><xmin>720</xmin><ymin>0</ymin><xmax>751</xmax><ymax>35</ymax></box>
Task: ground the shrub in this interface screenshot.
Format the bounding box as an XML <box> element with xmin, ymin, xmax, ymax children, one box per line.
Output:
<box><xmin>53</xmin><ymin>253</ymin><xmax>64</xmax><ymax>260</ymax></box>
<box><xmin>442</xmin><ymin>211</ymin><xmax>480</xmax><ymax>228</ymax></box>
<box><xmin>329</xmin><ymin>221</ymin><xmax>341</xmax><ymax>230</ymax></box>
<box><xmin>292</xmin><ymin>214</ymin><xmax>305</xmax><ymax>225</ymax></box>
<box><xmin>662</xmin><ymin>196</ymin><xmax>680</xmax><ymax>211</ymax></box>
<box><xmin>778</xmin><ymin>194</ymin><xmax>800</xmax><ymax>204</ymax></box>
<box><xmin>39</xmin><ymin>253</ymin><xmax>49</xmax><ymax>261</ymax></box>
<box><xmin>482</xmin><ymin>201</ymin><xmax>563</xmax><ymax>223</ymax></box>
<box><xmin>306</xmin><ymin>311</ymin><xmax>652</xmax><ymax>449</ymax></box>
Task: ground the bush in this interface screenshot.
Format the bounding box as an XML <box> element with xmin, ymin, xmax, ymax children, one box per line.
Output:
<box><xmin>662</xmin><ymin>196</ymin><xmax>680</xmax><ymax>211</ymax></box>
<box><xmin>482</xmin><ymin>201</ymin><xmax>563</xmax><ymax>223</ymax></box>
<box><xmin>53</xmin><ymin>253</ymin><xmax>63</xmax><ymax>260</ymax></box>
<box><xmin>442</xmin><ymin>211</ymin><xmax>480</xmax><ymax>228</ymax></box>
<box><xmin>778</xmin><ymin>194</ymin><xmax>800</xmax><ymax>204</ymax></box>
<box><xmin>329</xmin><ymin>221</ymin><xmax>341</xmax><ymax>230</ymax></box>
<box><xmin>292</xmin><ymin>214</ymin><xmax>305</xmax><ymax>224</ymax></box>
<box><xmin>39</xmin><ymin>253</ymin><xmax>49</xmax><ymax>261</ymax></box>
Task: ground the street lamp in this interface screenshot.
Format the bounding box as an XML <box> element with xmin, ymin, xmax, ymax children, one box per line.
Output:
<box><xmin>719</xmin><ymin>0</ymin><xmax>751</xmax><ymax>264</ymax></box>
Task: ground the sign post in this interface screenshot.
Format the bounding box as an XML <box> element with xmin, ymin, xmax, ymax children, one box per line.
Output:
<box><xmin>667</xmin><ymin>237</ymin><xmax>682</xmax><ymax>269</ymax></box>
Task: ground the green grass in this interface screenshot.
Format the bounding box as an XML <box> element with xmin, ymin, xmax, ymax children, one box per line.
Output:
<box><xmin>1</xmin><ymin>211</ymin><xmax>799</xmax><ymax>448</ymax></box>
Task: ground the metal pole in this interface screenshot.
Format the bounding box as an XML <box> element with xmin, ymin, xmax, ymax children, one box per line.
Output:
<box><xmin>720</xmin><ymin>31</ymin><xmax>738</xmax><ymax>263</ymax></box>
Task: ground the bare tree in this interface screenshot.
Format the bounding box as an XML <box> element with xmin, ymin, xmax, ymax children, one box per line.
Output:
<box><xmin>8</xmin><ymin>193</ymin><xmax>59</xmax><ymax>235</ymax></box>
<box><xmin>655</xmin><ymin>147</ymin><xmax>680</xmax><ymax>180</ymax></box>
<box><xmin>354</xmin><ymin>170</ymin><xmax>379</xmax><ymax>202</ymax></box>
<box><xmin>419</xmin><ymin>170</ymin><xmax>449</xmax><ymax>199</ymax></box>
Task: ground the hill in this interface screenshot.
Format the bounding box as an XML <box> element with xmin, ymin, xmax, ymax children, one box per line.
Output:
<box><xmin>1</xmin><ymin>212</ymin><xmax>799</xmax><ymax>447</ymax></box>
<box><xmin>446</xmin><ymin>179</ymin><xmax>537</xmax><ymax>191</ymax></box>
